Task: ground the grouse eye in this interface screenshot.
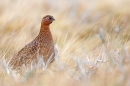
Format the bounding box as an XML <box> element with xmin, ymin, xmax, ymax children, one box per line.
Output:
<box><xmin>46</xmin><ymin>17</ymin><xmax>50</xmax><ymax>20</ymax></box>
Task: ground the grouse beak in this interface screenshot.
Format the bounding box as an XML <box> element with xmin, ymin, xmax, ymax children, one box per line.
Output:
<box><xmin>51</xmin><ymin>18</ymin><xmax>55</xmax><ymax>21</ymax></box>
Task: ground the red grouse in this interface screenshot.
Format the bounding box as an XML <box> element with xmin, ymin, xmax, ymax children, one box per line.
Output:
<box><xmin>9</xmin><ymin>15</ymin><xmax>55</xmax><ymax>70</ymax></box>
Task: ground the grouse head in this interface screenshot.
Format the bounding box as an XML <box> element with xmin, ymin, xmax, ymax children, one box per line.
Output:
<box><xmin>42</xmin><ymin>15</ymin><xmax>55</xmax><ymax>25</ymax></box>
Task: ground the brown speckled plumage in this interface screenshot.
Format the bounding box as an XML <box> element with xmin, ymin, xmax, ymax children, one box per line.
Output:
<box><xmin>9</xmin><ymin>15</ymin><xmax>55</xmax><ymax>70</ymax></box>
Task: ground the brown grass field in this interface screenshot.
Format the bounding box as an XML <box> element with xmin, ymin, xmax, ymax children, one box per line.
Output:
<box><xmin>0</xmin><ymin>0</ymin><xmax>130</xmax><ymax>86</ymax></box>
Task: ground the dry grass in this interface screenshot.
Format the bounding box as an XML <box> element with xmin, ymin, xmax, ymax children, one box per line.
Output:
<box><xmin>0</xmin><ymin>0</ymin><xmax>130</xmax><ymax>86</ymax></box>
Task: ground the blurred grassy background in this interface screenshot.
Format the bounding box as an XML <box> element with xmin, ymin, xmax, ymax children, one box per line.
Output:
<box><xmin>0</xmin><ymin>0</ymin><xmax>130</xmax><ymax>86</ymax></box>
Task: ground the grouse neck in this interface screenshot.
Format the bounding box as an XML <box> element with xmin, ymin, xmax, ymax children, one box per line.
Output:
<box><xmin>40</xmin><ymin>24</ymin><xmax>50</xmax><ymax>33</ymax></box>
